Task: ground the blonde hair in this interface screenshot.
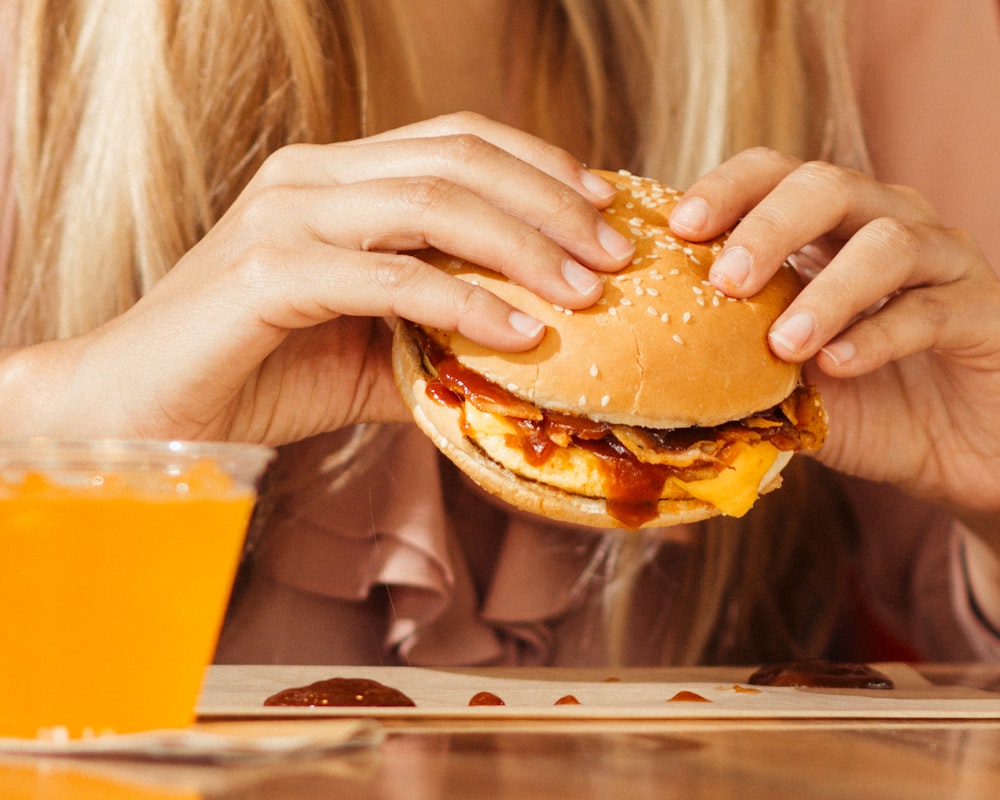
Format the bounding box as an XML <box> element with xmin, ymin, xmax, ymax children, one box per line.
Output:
<box><xmin>8</xmin><ymin>0</ymin><xmax>863</xmax><ymax>663</ymax></box>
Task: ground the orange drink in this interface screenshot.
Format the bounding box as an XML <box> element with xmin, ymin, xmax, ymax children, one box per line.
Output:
<box><xmin>0</xmin><ymin>439</ymin><xmax>273</xmax><ymax>739</ymax></box>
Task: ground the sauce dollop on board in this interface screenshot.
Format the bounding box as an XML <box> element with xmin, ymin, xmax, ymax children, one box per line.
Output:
<box><xmin>747</xmin><ymin>659</ymin><xmax>894</xmax><ymax>690</ymax></box>
<box><xmin>468</xmin><ymin>691</ymin><xmax>506</xmax><ymax>706</ymax></box>
<box><xmin>263</xmin><ymin>677</ymin><xmax>416</xmax><ymax>707</ymax></box>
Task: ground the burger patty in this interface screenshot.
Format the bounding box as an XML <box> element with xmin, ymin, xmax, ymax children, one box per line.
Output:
<box><xmin>418</xmin><ymin>328</ymin><xmax>826</xmax><ymax>466</ymax></box>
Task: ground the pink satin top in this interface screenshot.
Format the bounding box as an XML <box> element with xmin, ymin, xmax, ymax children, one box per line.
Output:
<box><xmin>215</xmin><ymin>426</ymin><xmax>1000</xmax><ymax>666</ymax></box>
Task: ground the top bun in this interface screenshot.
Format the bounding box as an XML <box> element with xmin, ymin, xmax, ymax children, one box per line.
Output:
<box><xmin>419</xmin><ymin>169</ymin><xmax>803</xmax><ymax>428</ymax></box>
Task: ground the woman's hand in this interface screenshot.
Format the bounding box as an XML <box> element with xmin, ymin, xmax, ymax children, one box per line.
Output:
<box><xmin>22</xmin><ymin>113</ymin><xmax>635</xmax><ymax>445</ymax></box>
<box><xmin>668</xmin><ymin>147</ymin><xmax>1000</xmax><ymax>521</ymax></box>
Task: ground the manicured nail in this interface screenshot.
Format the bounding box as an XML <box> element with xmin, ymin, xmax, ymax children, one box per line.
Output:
<box><xmin>710</xmin><ymin>246</ymin><xmax>752</xmax><ymax>291</ymax></box>
<box><xmin>820</xmin><ymin>340</ymin><xmax>856</xmax><ymax>367</ymax></box>
<box><xmin>597</xmin><ymin>221</ymin><xmax>635</xmax><ymax>260</ymax></box>
<box><xmin>768</xmin><ymin>311</ymin><xmax>816</xmax><ymax>355</ymax></box>
<box><xmin>580</xmin><ymin>170</ymin><xmax>617</xmax><ymax>202</ymax></box>
<box><xmin>508</xmin><ymin>310</ymin><xmax>545</xmax><ymax>339</ymax></box>
<box><xmin>670</xmin><ymin>196</ymin><xmax>709</xmax><ymax>234</ymax></box>
<box><xmin>561</xmin><ymin>259</ymin><xmax>601</xmax><ymax>296</ymax></box>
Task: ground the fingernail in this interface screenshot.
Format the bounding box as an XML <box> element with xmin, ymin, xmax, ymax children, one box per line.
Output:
<box><xmin>710</xmin><ymin>246</ymin><xmax>752</xmax><ymax>291</ymax></box>
<box><xmin>580</xmin><ymin>169</ymin><xmax>617</xmax><ymax>202</ymax></box>
<box><xmin>561</xmin><ymin>259</ymin><xmax>601</xmax><ymax>296</ymax></box>
<box><xmin>670</xmin><ymin>196</ymin><xmax>709</xmax><ymax>234</ymax></box>
<box><xmin>768</xmin><ymin>311</ymin><xmax>816</xmax><ymax>355</ymax></box>
<box><xmin>821</xmin><ymin>340</ymin><xmax>856</xmax><ymax>367</ymax></box>
<box><xmin>597</xmin><ymin>221</ymin><xmax>635</xmax><ymax>260</ymax></box>
<box><xmin>508</xmin><ymin>310</ymin><xmax>545</xmax><ymax>339</ymax></box>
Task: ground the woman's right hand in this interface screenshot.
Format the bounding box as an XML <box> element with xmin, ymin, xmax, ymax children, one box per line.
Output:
<box><xmin>3</xmin><ymin>113</ymin><xmax>634</xmax><ymax>445</ymax></box>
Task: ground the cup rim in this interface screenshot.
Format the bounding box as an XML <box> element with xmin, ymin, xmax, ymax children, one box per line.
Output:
<box><xmin>0</xmin><ymin>438</ymin><xmax>277</xmax><ymax>484</ymax></box>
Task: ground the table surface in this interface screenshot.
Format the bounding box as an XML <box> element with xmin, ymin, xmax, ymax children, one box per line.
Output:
<box><xmin>5</xmin><ymin>663</ymin><xmax>1000</xmax><ymax>800</ymax></box>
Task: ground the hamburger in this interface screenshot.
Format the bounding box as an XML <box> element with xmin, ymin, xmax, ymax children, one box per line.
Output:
<box><xmin>392</xmin><ymin>169</ymin><xmax>828</xmax><ymax>530</ymax></box>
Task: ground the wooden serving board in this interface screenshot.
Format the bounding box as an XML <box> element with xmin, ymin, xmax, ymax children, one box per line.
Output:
<box><xmin>198</xmin><ymin>664</ymin><xmax>1000</xmax><ymax>720</ymax></box>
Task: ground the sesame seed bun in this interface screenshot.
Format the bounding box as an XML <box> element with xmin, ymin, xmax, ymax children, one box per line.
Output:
<box><xmin>392</xmin><ymin>169</ymin><xmax>827</xmax><ymax>529</ymax></box>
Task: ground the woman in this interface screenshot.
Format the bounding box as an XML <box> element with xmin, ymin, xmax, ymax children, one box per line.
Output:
<box><xmin>2</xmin><ymin>1</ymin><xmax>999</xmax><ymax>665</ymax></box>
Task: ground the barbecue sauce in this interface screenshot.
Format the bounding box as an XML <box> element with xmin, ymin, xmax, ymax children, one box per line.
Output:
<box><xmin>263</xmin><ymin>677</ymin><xmax>417</xmax><ymax>707</ymax></box>
<box><xmin>747</xmin><ymin>659</ymin><xmax>895</xmax><ymax>690</ymax></box>
<box><xmin>468</xmin><ymin>691</ymin><xmax>505</xmax><ymax>706</ymax></box>
<box><xmin>414</xmin><ymin>326</ymin><xmax>816</xmax><ymax>528</ymax></box>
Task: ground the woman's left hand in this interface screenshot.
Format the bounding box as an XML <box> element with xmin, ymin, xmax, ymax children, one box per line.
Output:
<box><xmin>668</xmin><ymin>147</ymin><xmax>1000</xmax><ymax>522</ymax></box>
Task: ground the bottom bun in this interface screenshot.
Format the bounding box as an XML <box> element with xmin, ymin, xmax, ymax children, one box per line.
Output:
<box><xmin>393</xmin><ymin>323</ymin><xmax>790</xmax><ymax>530</ymax></box>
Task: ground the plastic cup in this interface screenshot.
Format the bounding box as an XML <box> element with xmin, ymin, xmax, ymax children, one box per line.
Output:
<box><xmin>0</xmin><ymin>439</ymin><xmax>274</xmax><ymax>739</ymax></box>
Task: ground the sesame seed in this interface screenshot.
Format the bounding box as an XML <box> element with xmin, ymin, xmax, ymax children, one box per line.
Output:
<box><xmin>507</xmin><ymin>383</ymin><xmax>519</xmax><ymax>392</ymax></box>
<box><xmin>683</xmin><ymin>311</ymin><xmax>692</xmax><ymax>323</ymax></box>
<box><xmin>669</xmin><ymin>269</ymin><xmax>680</xmax><ymax>275</ymax></box>
<box><xmin>553</xmin><ymin>304</ymin><xmax>565</xmax><ymax>312</ymax></box>
<box><xmin>590</xmin><ymin>363</ymin><xmax>599</xmax><ymax>377</ymax></box>
<box><xmin>647</xmin><ymin>306</ymin><xmax>658</xmax><ymax>315</ymax></box>
<box><xmin>692</xmin><ymin>286</ymin><xmax>704</xmax><ymax>295</ymax></box>
<box><xmin>672</xmin><ymin>334</ymin><xmax>684</xmax><ymax>344</ymax></box>
<box><xmin>712</xmin><ymin>296</ymin><xmax>720</xmax><ymax>306</ymax></box>
<box><xmin>660</xmin><ymin>312</ymin><xmax>670</xmax><ymax>323</ymax></box>
<box><xmin>620</xmin><ymin>297</ymin><xmax>633</xmax><ymax>306</ymax></box>
<box><xmin>601</xmin><ymin>395</ymin><xmax>611</xmax><ymax>407</ymax></box>
<box><xmin>697</xmin><ymin>297</ymin><xmax>705</xmax><ymax>306</ymax></box>
<box><xmin>564</xmin><ymin>308</ymin><xmax>573</xmax><ymax>315</ymax></box>
<box><xmin>608</xmin><ymin>306</ymin><xmax>618</xmax><ymax>317</ymax></box>
<box><xmin>579</xmin><ymin>395</ymin><xmax>587</xmax><ymax>406</ymax></box>
<box><xmin>646</xmin><ymin>288</ymin><xmax>659</xmax><ymax>296</ymax></box>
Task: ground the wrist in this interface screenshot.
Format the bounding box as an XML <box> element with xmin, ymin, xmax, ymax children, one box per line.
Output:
<box><xmin>0</xmin><ymin>339</ymin><xmax>92</xmax><ymax>438</ymax></box>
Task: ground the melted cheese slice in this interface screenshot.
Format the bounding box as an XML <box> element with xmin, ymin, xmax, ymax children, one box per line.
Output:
<box><xmin>671</xmin><ymin>440</ymin><xmax>781</xmax><ymax>517</ymax></box>
<box><xmin>464</xmin><ymin>402</ymin><xmax>783</xmax><ymax>517</ymax></box>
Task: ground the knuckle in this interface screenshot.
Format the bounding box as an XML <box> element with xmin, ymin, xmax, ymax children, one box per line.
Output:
<box><xmin>432</xmin><ymin>110</ymin><xmax>490</xmax><ymax>134</ymax></box>
<box><xmin>369</xmin><ymin>253</ymin><xmax>425</xmax><ymax>298</ymax></box>
<box><xmin>399</xmin><ymin>175</ymin><xmax>462</xmax><ymax>214</ymax></box>
<box><xmin>451</xmin><ymin>280</ymin><xmax>493</xmax><ymax>324</ymax></box>
<box><xmin>892</xmin><ymin>183</ymin><xmax>938</xmax><ymax>223</ymax></box>
<box><xmin>441</xmin><ymin>132</ymin><xmax>494</xmax><ymax>166</ymax></box>
<box><xmin>864</xmin><ymin>216</ymin><xmax>920</xmax><ymax>254</ymax></box>
<box><xmin>254</xmin><ymin>143</ymin><xmax>311</xmax><ymax>186</ymax></box>
<box><xmin>233</xmin><ymin>183</ymin><xmax>295</xmax><ymax>230</ymax></box>
<box><xmin>793</xmin><ymin>159</ymin><xmax>852</xmax><ymax>192</ymax></box>
<box><xmin>233</xmin><ymin>237</ymin><xmax>282</xmax><ymax>286</ymax></box>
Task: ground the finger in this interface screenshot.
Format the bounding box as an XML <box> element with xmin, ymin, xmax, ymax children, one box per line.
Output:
<box><xmin>668</xmin><ymin>149</ymin><xmax>940</xmax><ymax>296</ymax></box>
<box><xmin>272</xmin><ymin>175</ymin><xmax>617</xmax><ymax>310</ymax></box>
<box><xmin>248</xmin><ymin>242</ymin><xmax>548</xmax><ymax>352</ymax></box>
<box><xmin>813</xmin><ymin>287</ymin><xmax>951</xmax><ymax>377</ymax></box>
<box><xmin>259</xmin><ymin>129</ymin><xmax>634</xmax><ymax>272</ymax></box>
<box><xmin>767</xmin><ymin>222</ymin><xmax>984</xmax><ymax>363</ymax></box>
<box><xmin>361</xmin><ymin>111</ymin><xmax>622</xmax><ymax>207</ymax></box>
<box><xmin>668</xmin><ymin>147</ymin><xmax>803</xmax><ymax>240</ymax></box>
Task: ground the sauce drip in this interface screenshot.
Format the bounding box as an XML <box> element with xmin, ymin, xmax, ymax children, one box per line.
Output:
<box><xmin>263</xmin><ymin>677</ymin><xmax>417</xmax><ymax>707</ymax></box>
<box><xmin>747</xmin><ymin>659</ymin><xmax>895</xmax><ymax>690</ymax></box>
<box><xmin>468</xmin><ymin>691</ymin><xmax>505</xmax><ymax>706</ymax></box>
<box><xmin>667</xmin><ymin>690</ymin><xmax>711</xmax><ymax>703</ymax></box>
<box><xmin>554</xmin><ymin>695</ymin><xmax>581</xmax><ymax>705</ymax></box>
